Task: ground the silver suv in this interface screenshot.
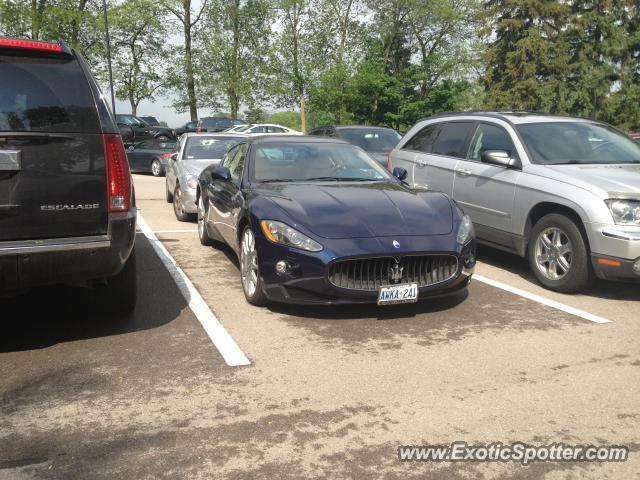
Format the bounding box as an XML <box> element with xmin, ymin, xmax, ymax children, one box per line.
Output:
<box><xmin>389</xmin><ymin>112</ymin><xmax>640</xmax><ymax>292</ymax></box>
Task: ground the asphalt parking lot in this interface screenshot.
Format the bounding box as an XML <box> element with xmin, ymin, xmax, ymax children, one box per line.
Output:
<box><xmin>1</xmin><ymin>174</ymin><xmax>638</xmax><ymax>479</ymax></box>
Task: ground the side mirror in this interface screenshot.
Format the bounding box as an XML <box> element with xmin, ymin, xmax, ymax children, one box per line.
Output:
<box><xmin>128</xmin><ymin>145</ymin><xmax>135</xmax><ymax>151</ymax></box>
<box><xmin>211</xmin><ymin>166</ymin><xmax>232</xmax><ymax>182</ymax></box>
<box><xmin>392</xmin><ymin>167</ymin><xmax>408</xmax><ymax>181</ymax></box>
<box><xmin>481</xmin><ymin>150</ymin><xmax>519</xmax><ymax>168</ymax></box>
<box><xmin>170</xmin><ymin>153</ymin><xmax>178</xmax><ymax>161</ymax></box>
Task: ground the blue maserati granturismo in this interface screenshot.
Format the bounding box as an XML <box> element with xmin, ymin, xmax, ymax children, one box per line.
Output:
<box><xmin>196</xmin><ymin>136</ymin><xmax>476</xmax><ymax>306</ymax></box>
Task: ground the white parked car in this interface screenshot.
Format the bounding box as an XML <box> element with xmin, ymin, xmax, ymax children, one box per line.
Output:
<box><xmin>226</xmin><ymin>123</ymin><xmax>302</xmax><ymax>135</ymax></box>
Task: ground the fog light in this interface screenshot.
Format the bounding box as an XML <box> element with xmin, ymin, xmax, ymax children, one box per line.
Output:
<box><xmin>275</xmin><ymin>260</ymin><xmax>288</xmax><ymax>274</ymax></box>
<box><xmin>633</xmin><ymin>259</ymin><xmax>640</xmax><ymax>275</ymax></box>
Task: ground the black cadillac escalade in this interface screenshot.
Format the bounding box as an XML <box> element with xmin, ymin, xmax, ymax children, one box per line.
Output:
<box><xmin>0</xmin><ymin>38</ymin><xmax>137</xmax><ymax>314</ymax></box>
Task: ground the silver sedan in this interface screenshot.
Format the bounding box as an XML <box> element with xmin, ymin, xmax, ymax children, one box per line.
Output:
<box><xmin>165</xmin><ymin>133</ymin><xmax>245</xmax><ymax>221</ymax></box>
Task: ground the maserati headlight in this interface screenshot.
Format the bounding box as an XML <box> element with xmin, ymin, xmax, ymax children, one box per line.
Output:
<box><xmin>186</xmin><ymin>175</ymin><xmax>198</xmax><ymax>190</ymax></box>
<box><xmin>457</xmin><ymin>214</ymin><xmax>474</xmax><ymax>245</ymax></box>
<box><xmin>606</xmin><ymin>199</ymin><xmax>640</xmax><ymax>225</ymax></box>
<box><xmin>261</xmin><ymin>220</ymin><xmax>323</xmax><ymax>252</ymax></box>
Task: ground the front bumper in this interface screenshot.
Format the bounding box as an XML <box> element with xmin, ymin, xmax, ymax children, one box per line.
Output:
<box><xmin>257</xmin><ymin>234</ymin><xmax>475</xmax><ymax>305</ymax></box>
<box><xmin>588</xmin><ymin>224</ymin><xmax>640</xmax><ymax>281</ymax></box>
<box><xmin>0</xmin><ymin>209</ymin><xmax>136</xmax><ymax>291</ymax></box>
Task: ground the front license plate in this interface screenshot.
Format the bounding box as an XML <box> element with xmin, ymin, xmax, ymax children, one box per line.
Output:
<box><xmin>377</xmin><ymin>283</ymin><xmax>418</xmax><ymax>305</ymax></box>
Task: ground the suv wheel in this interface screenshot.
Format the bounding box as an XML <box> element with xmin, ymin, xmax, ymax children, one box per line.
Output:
<box><xmin>151</xmin><ymin>159</ymin><xmax>163</xmax><ymax>177</ymax></box>
<box><xmin>96</xmin><ymin>248</ymin><xmax>137</xmax><ymax>315</ymax></box>
<box><xmin>240</xmin><ymin>226</ymin><xmax>267</xmax><ymax>306</ymax></box>
<box><xmin>173</xmin><ymin>184</ymin><xmax>192</xmax><ymax>222</ymax></box>
<box><xmin>528</xmin><ymin>214</ymin><xmax>593</xmax><ymax>293</ymax></box>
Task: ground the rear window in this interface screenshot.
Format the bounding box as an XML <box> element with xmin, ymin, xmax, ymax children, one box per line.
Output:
<box><xmin>0</xmin><ymin>54</ymin><xmax>99</xmax><ymax>133</ymax></box>
<box><xmin>184</xmin><ymin>136</ymin><xmax>242</xmax><ymax>159</ymax></box>
<box><xmin>339</xmin><ymin>128</ymin><xmax>401</xmax><ymax>153</ymax></box>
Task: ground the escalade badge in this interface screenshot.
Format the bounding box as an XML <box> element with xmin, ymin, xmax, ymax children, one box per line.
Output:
<box><xmin>41</xmin><ymin>204</ymin><xmax>100</xmax><ymax>211</ymax></box>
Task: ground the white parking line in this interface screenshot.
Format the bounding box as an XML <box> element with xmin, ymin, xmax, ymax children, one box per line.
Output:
<box><xmin>473</xmin><ymin>274</ymin><xmax>612</xmax><ymax>324</ymax></box>
<box><xmin>151</xmin><ymin>229</ymin><xmax>199</xmax><ymax>234</ymax></box>
<box><xmin>137</xmin><ymin>214</ymin><xmax>251</xmax><ymax>367</ymax></box>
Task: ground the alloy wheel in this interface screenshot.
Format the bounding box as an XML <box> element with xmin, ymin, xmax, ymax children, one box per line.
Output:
<box><xmin>240</xmin><ymin>228</ymin><xmax>259</xmax><ymax>298</ymax></box>
<box><xmin>534</xmin><ymin>227</ymin><xmax>573</xmax><ymax>281</ymax></box>
<box><xmin>197</xmin><ymin>196</ymin><xmax>205</xmax><ymax>239</ymax></box>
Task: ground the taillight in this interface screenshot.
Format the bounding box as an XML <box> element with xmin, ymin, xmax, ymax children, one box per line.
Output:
<box><xmin>0</xmin><ymin>37</ymin><xmax>63</xmax><ymax>53</ymax></box>
<box><xmin>102</xmin><ymin>134</ymin><xmax>132</xmax><ymax>212</ymax></box>
<box><xmin>197</xmin><ymin>126</ymin><xmax>203</xmax><ymax>133</ymax></box>
<box><xmin>387</xmin><ymin>148</ymin><xmax>395</xmax><ymax>171</ymax></box>
<box><xmin>160</xmin><ymin>152</ymin><xmax>171</xmax><ymax>159</ymax></box>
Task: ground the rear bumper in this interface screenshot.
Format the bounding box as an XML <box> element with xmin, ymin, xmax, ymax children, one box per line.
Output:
<box><xmin>0</xmin><ymin>209</ymin><xmax>136</xmax><ymax>291</ymax></box>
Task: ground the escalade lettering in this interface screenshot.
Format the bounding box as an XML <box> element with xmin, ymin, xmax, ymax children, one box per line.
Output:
<box><xmin>40</xmin><ymin>204</ymin><xmax>101</xmax><ymax>211</ymax></box>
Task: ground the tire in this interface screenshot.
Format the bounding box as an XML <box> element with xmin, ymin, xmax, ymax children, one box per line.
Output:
<box><xmin>150</xmin><ymin>159</ymin><xmax>163</xmax><ymax>177</ymax></box>
<box><xmin>96</xmin><ymin>248</ymin><xmax>137</xmax><ymax>315</ymax></box>
<box><xmin>527</xmin><ymin>213</ymin><xmax>593</xmax><ymax>293</ymax></box>
<box><xmin>239</xmin><ymin>226</ymin><xmax>267</xmax><ymax>306</ymax></box>
<box><xmin>166</xmin><ymin>180</ymin><xmax>173</xmax><ymax>203</ymax></box>
<box><xmin>173</xmin><ymin>184</ymin><xmax>193</xmax><ymax>222</ymax></box>
<box><xmin>197</xmin><ymin>194</ymin><xmax>213</xmax><ymax>246</ymax></box>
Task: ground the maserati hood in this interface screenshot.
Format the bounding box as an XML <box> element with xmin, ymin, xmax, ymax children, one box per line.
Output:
<box><xmin>259</xmin><ymin>182</ymin><xmax>454</xmax><ymax>239</ymax></box>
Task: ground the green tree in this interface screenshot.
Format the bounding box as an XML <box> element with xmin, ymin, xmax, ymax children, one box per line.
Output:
<box><xmin>110</xmin><ymin>0</ymin><xmax>168</xmax><ymax>115</ymax></box>
<box><xmin>198</xmin><ymin>0</ymin><xmax>273</xmax><ymax>119</ymax></box>
<box><xmin>160</xmin><ymin>0</ymin><xmax>208</xmax><ymax>121</ymax></box>
<box><xmin>267</xmin><ymin>111</ymin><xmax>301</xmax><ymax>130</ymax></box>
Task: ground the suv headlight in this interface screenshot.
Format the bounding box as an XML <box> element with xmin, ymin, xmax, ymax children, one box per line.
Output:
<box><xmin>261</xmin><ymin>220</ymin><xmax>323</xmax><ymax>252</ymax></box>
<box><xmin>186</xmin><ymin>175</ymin><xmax>198</xmax><ymax>190</ymax></box>
<box><xmin>606</xmin><ymin>199</ymin><xmax>640</xmax><ymax>225</ymax></box>
<box><xmin>457</xmin><ymin>214</ymin><xmax>474</xmax><ymax>245</ymax></box>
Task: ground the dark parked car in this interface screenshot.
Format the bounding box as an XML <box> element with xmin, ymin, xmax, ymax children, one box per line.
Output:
<box><xmin>196</xmin><ymin>136</ymin><xmax>475</xmax><ymax>306</ymax></box>
<box><xmin>174</xmin><ymin>120</ymin><xmax>198</xmax><ymax>136</ymax></box>
<box><xmin>197</xmin><ymin>117</ymin><xmax>246</xmax><ymax>133</ymax></box>
<box><xmin>139</xmin><ymin>115</ymin><xmax>160</xmax><ymax>126</ymax></box>
<box><xmin>115</xmin><ymin>114</ymin><xmax>175</xmax><ymax>144</ymax></box>
<box><xmin>127</xmin><ymin>139</ymin><xmax>175</xmax><ymax>177</ymax></box>
<box><xmin>308</xmin><ymin>125</ymin><xmax>402</xmax><ymax>165</ymax></box>
<box><xmin>0</xmin><ymin>37</ymin><xmax>137</xmax><ymax>313</ymax></box>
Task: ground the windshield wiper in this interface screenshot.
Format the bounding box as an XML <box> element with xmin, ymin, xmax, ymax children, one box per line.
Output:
<box><xmin>258</xmin><ymin>179</ymin><xmax>295</xmax><ymax>183</ymax></box>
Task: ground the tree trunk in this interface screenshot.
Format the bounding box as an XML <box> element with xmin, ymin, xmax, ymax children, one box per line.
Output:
<box><xmin>30</xmin><ymin>0</ymin><xmax>40</xmax><ymax>39</ymax></box>
<box><xmin>183</xmin><ymin>2</ymin><xmax>198</xmax><ymax>121</ymax></box>
<box><xmin>300</xmin><ymin>93</ymin><xmax>306</xmax><ymax>133</ymax></box>
<box><xmin>229</xmin><ymin>0</ymin><xmax>241</xmax><ymax>119</ymax></box>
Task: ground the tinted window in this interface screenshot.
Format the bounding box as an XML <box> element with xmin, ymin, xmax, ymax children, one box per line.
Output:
<box><xmin>432</xmin><ymin>122</ymin><xmax>473</xmax><ymax>158</ymax></box>
<box><xmin>227</xmin><ymin>144</ymin><xmax>247</xmax><ymax>183</ymax></box>
<box><xmin>251</xmin><ymin>126</ymin><xmax>267</xmax><ymax>133</ymax></box>
<box><xmin>518</xmin><ymin>122</ymin><xmax>640</xmax><ymax>165</ymax></box>
<box><xmin>338</xmin><ymin>128</ymin><xmax>401</xmax><ymax>153</ymax></box>
<box><xmin>267</xmin><ymin>126</ymin><xmax>286</xmax><ymax>133</ymax></box>
<box><xmin>0</xmin><ymin>54</ymin><xmax>100</xmax><ymax>133</ymax></box>
<box><xmin>201</xmin><ymin>118</ymin><xmax>217</xmax><ymax>127</ymax></box>
<box><xmin>468</xmin><ymin>124</ymin><xmax>517</xmax><ymax>161</ymax></box>
<box><xmin>403</xmin><ymin>123</ymin><xmax>439</xmax><ymax>152</ymax></box>
<box><xmin>184</xmin><ymin>136</ymin><xmax>241</xmax><ymax>159</ymax></box>
<box><xmin>308</xmin><ymin>129</ymin><xmax>325</xmax><ymax>136</ymax></box>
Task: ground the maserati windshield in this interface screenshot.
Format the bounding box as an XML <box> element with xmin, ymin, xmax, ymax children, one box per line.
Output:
<box><xmin>251</xmin><ymin>143</ymin><xmax>392</xmax><ymax>182</ymax></box>
<box><xmin>518</xmin><ymin>122</ymin><xmax>640</xmax><ymax>165</ymax></box>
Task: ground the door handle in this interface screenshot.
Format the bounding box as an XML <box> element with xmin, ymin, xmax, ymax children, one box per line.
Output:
<box><xmin>455</xmin><ymin>168</ymin><xmax>471</xmax><ymax>176</ymax></box>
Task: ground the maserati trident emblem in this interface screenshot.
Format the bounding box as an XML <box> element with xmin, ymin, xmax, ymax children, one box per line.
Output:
<box><xmin>392</xmin><ymin>240</ymin><xmax>400</xmax><ymax>249</ymax></box>
<box><xmin>390</xmin><ymin>262</ymin><xmax>404</xmax><ymax>284</ymax></box>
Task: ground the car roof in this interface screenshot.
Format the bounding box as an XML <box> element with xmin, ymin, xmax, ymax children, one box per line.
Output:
<box><xmin>248</xmin><ymin>135</ymin><xmax>350</xmax><ymax>145</ymax></box>
<box><xmin>418</xmin><ymin>111</ymin><xmax>601</xmax><ymax>125</ymax></box>
<box><xmin>182</xmin><ymin>132</ymin><xmax>247</xmax><ymax>138</ymax></box>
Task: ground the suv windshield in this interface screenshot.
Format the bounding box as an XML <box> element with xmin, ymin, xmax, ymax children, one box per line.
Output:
<box><xmin>252</xmin><ymin>143</ymin><xmax>392</xmax><ymax>182</ymax></box>
<box><xmin>339</xmin><ymin>128</ymin><xmax>402</xmax><ymax>153</ymax></box>
<box><xmin>0</xmin><ymin>54</ymin><xmax>100</xmax><ymax>132</ymax></box>
<box><xmin>518</xmin><ymin>122</ymin><xmax>640</xmax><ymax>165</ymax></box>
<box><xmin>184</xmin><ymin>136</ymin><xmax>241</xmax><ymax>159</ymax></box>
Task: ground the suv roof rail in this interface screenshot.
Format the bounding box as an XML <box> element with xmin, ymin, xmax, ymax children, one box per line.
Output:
<box><xmin>415</xmin><ymin>110</ymin><xmax>605</xmax><ymax>126</ymax></box>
